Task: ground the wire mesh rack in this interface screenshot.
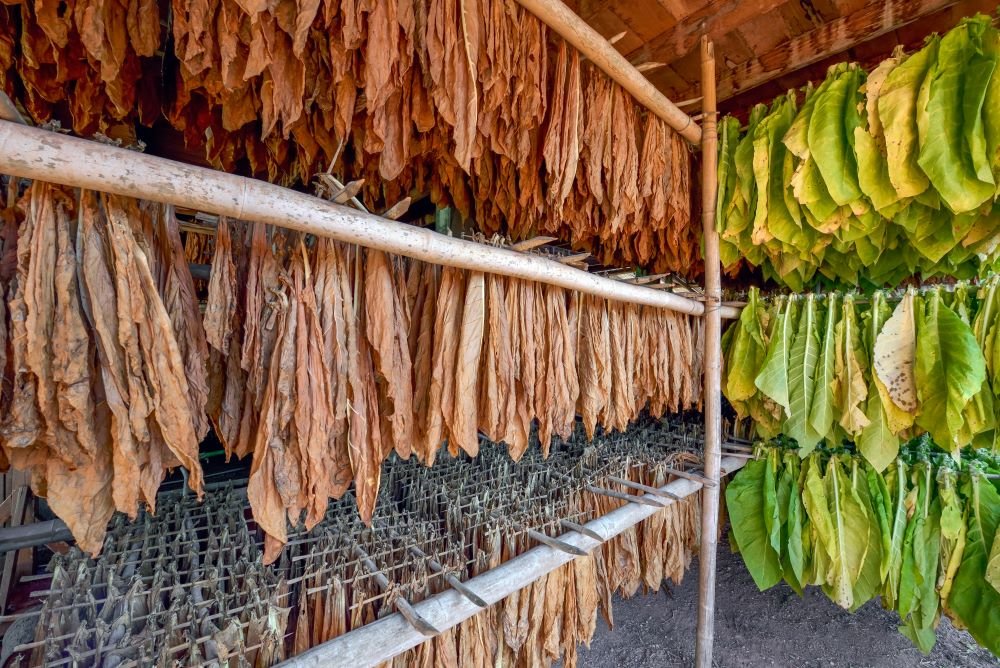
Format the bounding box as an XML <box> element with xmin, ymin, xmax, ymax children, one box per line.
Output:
<box><xmin>6</xmin><ymin>413</ymin><xmax>709</xmax><ymax>667</ymax></box>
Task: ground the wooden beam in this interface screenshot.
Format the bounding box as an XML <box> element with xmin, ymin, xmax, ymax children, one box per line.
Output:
<box><xmin>709</xmin><ymin>0</ymin><xmax>958</xmax><ymax>100</ymax></box>
<box><xmin>627</xmin><ymin>0</ymin><xmax>787</xmax><ymax>64</ymax></box>
<box><xmin>0</xmin><ymin>121</ymin><xmax>744</xmax><ymax>319</ymax></box>
<box><xmin>513</xmin><ymin>0</ymin><xmax>702</xmax><ymax>144</ymax></box>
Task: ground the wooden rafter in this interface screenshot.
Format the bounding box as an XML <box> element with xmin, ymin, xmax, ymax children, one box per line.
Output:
<box><xmin>625</xmin><ymin>0</ymin><xmax>788</xmax><ymax>64</ymax></box>
<box><xmin>704</xmin><ymin>0</ymin><xmax>959</xmax><ymax>101</ymax></box>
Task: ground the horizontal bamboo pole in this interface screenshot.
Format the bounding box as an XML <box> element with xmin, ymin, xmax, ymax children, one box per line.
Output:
<box><xmin>279</xmin><ymin>454</ymin><xmax>748</xmax><ymax>668</ymax></box>
<box><xmin>0</xmin><ymin>121</ymin><xmax>740</xmax><ymax>319</ymax></box>
<box><xmin>513</xmin><ymin>0</ymin><xmax>702</xmax><ymax>145</ymax></box>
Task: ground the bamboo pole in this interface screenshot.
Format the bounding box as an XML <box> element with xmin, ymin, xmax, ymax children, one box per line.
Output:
<box><xmin>0</xmin><ymin>121</ymin><xmax>742</xmax><ymax>319</ymax></box>
<box><xmin>278</xmin><ymin>455</ymin><xmax>749</xmax><ymax>668</ymax></box>
<box><xmin>513</xmin><ymin>0</ymin><xmax>702</xmax><ymax>145</ymax></box>
<box><xmin>695</xmin><ymin>35</ymin><xmax>723</xmax><ymax>668</ymax></box>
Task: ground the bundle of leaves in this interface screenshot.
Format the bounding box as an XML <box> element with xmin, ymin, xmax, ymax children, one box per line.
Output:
<box><xmin>716</xmin><ymin>14</ymin><xmax>1000</xmax><ymax>289</ymax></box>
<box><xmin>726</xmin><ymin>437</ymin><xmax>1000</xmax><ymax>655</ymax></box>
<box><xmin>723</xmin><ymin>280</ymin><xmax>1000</xmax><ymax>472</ymax></box>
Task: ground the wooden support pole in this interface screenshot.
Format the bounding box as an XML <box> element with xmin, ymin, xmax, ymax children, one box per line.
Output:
<box><xmin>0</xmin><ymin>121</ymin><xmax>743</xmax><ymax>319</ymax></box>
<box><xmin>512</xmin><ymin>0</ymin><xmax>702</xmax><ymax>145</ymax></box>
<box><xmin>279</xmin><ymin>456</ymin><xmax>748</xmax><ymax>668</ymax></box>
<box><xmin>695</xmin><ymin>35</ymin><xmax>723</xmax><ymax>668</ymax></box>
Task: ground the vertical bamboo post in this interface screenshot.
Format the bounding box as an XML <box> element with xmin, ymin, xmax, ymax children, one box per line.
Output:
<box><xmin>695</xmin><ymin>34</ymin><xmax>722</xmax><ymax>668</ymax></box>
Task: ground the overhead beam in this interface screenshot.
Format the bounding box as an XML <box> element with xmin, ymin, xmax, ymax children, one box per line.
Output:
<box><xmin>709</xmin><ymin>0</ymin><xmax>958</xmax><ymax>101</ymax></box>
<box><xmin>513</xmin><ymin>0</ymin><xmax>702</xmax><ymax>145</ymax></box>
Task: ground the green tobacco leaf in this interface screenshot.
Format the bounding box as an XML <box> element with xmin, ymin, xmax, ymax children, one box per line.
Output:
<box><xmin>984</xmin><ymin>21</ymin><xmax>1000</xmax><ymax>185</ymax></box>
<box><xmin>725</xmin><ymin>288</ymin><xmax>767</xmax><ymax>407</ymax></box>
<box><xmin>834</xmin><ymin>296</ymin><xmax>869</xmax><ymax>436</ymax></box>
<box><xmin>866</xmin><ymin>464</ymin><xmax>893</xmax><ymax>583</ymax></box>
<box><xmin>945</xmin><ymin>474</ymin><xmax>1000</xmax><ymax>656</ymax></box>
<box><xmin>824</xmin><ymin>455</ymin><xmax>872</xmax><ymax>609</ymax></box>
<box><xmin>873</xmin><ymin>290</ymin><xmax>919</xmax><ymax>420</ymax></box>
<box><xmin>802</xmin><ymin>453</ymin><xmax>835</xmax><ymax>586</ymax></box>
<box><xmin>914</xmin><ymin>289</ymin><xmax>987</xmax><ymax>453</ymax></box>
<box><xmin>809</xmin><ymin>295</ymin><xmax>839</xmax><ymax>448</ymax></box>
<box><xmin>883</xmin><ymin>458</ymin><xmax>909</xmax><ymax>609</ymax></box>
<box><xmin>786</xmin><ymin>295</ymin><xmax>822</xmax><ymax>452</ymax></box>
<box><xmin>785</xmin><ymin>453</ymin><xmax>807</xmax><ymax>586</ymax></box>
<box><xmin>726</xmin><ymin>457</ymin><xmax>784</xmax><ymax>590</ymax></box>
<box><xmin>917</xmin><ymin>19</ymin><xmax>995</xmax><ymax>214</ymax></box>
<box><xmin>860</xmin><ymin>293</ymin><xmax>901</xmax><ymax>471</ymax></box>
<box><xmin>963</xmin><ymin>17</ymin><xmax>998</xmax><ymax>185</ymax></box>
<box><xmin>756</xmin><ymin>296</ymin><xmax>798</xmax><ymax>414</ymax></box>
<box><xmin>937</xmin><ymin>467</ymin><xmax>968</xmax><ymax>604</ymax></box>
<box><xmin>880</xmin><ymin>39</ymin><xmax>936</xmax><ymax>199</ymax></box>
<box><xmin>850</xmin><ymin>460</ymin><xmax>883</xmax><ymax>612</ymax></box>
<box><xmin>809</xmin><ymin>65</ymin><xmax>865</xmax><ymax>206</ymax></box>
<box><xmin>900</xmin><ymin>494</ymin><xmax>942</xmax><ymax>655</ymax></box>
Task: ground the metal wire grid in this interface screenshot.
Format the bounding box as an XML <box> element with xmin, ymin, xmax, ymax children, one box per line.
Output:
<box><xmin>11</xmin><ymin>413</ymin><xmax>707</xmax><ymax>667</ymax></box>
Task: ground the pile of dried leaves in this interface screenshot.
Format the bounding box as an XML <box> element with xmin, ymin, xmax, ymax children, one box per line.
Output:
<box><xmin>0</xmin><ymin>0</ymin><xmax>698</xmax><ymax>273</ymax></box>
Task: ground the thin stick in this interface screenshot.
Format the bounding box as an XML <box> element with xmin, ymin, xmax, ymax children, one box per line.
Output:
<box><xmin>606</xmin><ymin>475</ymin><xmax>681</xmax><ymax>501</ymax></box>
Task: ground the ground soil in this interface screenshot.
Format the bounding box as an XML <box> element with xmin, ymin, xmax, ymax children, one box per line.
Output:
<box><xmin>577</xmin><ymin>529</ymin><xmax>999</xmax><ymax>668</ymax></box>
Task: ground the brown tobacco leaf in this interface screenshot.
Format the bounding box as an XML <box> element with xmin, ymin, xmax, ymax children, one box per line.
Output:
<box><xmin>146</xmin><ymin>203</ymin><xmax>211</xmax><ymax>442</ymax></box>
<box><xmin>350</xmin><ymin>252</ymin><xmax>384</xmax><ymax>525</ymax></box>
<box><xmin>524</xmin><ymin>572</ymin><xmax>547</xmax><ymax>667</ymax></box>
<box><xmin>575</xmin><ymin>553</ymin><xmax>599</xmax><ymax>647</ymax></box>
<box><xmin>248</xmin><ymin>275</ymin><xmax>295</xmax><ymax>565</ymax></box>
<box><xmin>204</xmin><ymin>217</ymin><xmax>237</xmax><ymax>354</ymax></box>
<box><xmin>292</xmin><ymin>244</ymin><xmax>333</xmax><ymax>529</ymax></box>
<box><xmin>410</xmin><ymin>262</ymin><xmax>439</xmax><ymax>463</ymax></box>
<box><xmin>542</xmin><ymin>41</ymin><xmax>581</xmax><ymax>212</ymax></box>
<box><xmin>425</xmin><ymin>267</ymin><xmax>465</xmax><ymax>464</ymax></box>
<box><xmin>504</xmin><ymin>279</ymin><xmax>532</xmax><ymax>461</ymax></box>
<box><xmin>103</xmin><ymin>194</ymin><xmax>205</xmax><ymax>506</ymax></box>
<box><xmin>562</xmin><ymin>562</ymin><xmax>579</xmax><ymax>667</ymax></box>
<box><xmin>541</xmin><ymin>565</ymin><xmax>565</xmax><ymax>662</ymax></box>
<box><xmin>577</xmin><ymin>294</ymin><xmax>610</xmax><ymax>440</ymax></box>
<box><xmin>449</xmin><ymin>270</ymin><xmax>484</xmax><ymax>457</ymax></box>
<box><xmin>312</xmin><ymin>239</ymin><xmax>353</xmax><ymax>498</ymax></box>
<box><xmin>364</xmin><ymin>250</ymin><xmax>414</xmax><ymax>459</ymax></box>
<box><xmin>478</xmin><ymin>273</ymin><xmax>514</xmax><ymax>443</ymax></box>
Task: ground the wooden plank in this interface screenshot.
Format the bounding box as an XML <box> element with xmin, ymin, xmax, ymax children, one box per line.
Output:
<box><xmin>626</xmin><ymin>0</ymin><xmax>787</xmax><ymax>63</ymax></box>
<box><xmin>710</xmin><ymin>0</ymin><xmax>958</xmax><ymax>100</ymax></box>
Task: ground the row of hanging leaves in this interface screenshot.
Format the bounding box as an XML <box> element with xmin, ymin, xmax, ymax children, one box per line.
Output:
<box><xmin>716</xmin><ymin>14</ymin><xmax>1000</xmax><ymax>290</ymax></box>
<box><xmin>727</xmin><ymin>437</ymin><xmax>1000</xmax><ymax>656</ymax></box>
<box><xmin>723</xmin><ymin>278</ymin><xmax>1000</xmax><ymax>473</ymax></box>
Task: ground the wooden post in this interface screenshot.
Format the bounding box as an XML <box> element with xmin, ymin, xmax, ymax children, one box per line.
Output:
<box><xmin>695</xmin><ymin>35</ymin><xmax>722</xmax><ymax>668</ymax></box>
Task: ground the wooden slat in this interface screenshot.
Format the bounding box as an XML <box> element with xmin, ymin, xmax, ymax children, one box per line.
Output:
<box><xmin>626</xmin><ymin>0</ymin><xmax>787</xmax><ymax>63</ymax></box>
<box><xmin>709</xmin><ymin>0</ymin><xmax>958</xmax><ymax>100</ymax></box>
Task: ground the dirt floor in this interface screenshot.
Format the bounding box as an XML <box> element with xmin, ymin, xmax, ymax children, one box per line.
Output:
<box><xmin>577</xmin><ymin>530</ymin><xmax>999</xmax><ymax>668</ymax></box>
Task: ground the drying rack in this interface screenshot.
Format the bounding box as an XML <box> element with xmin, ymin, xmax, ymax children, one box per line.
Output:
<box><xmin>5</xmin><ymin>418</ymin><xmax>749</xmax><ymax>666</ymax></box>
<box><xmin>0</xmin><ymin>1</ymin><xmax>736</xmax><ymax>665</ymax></box>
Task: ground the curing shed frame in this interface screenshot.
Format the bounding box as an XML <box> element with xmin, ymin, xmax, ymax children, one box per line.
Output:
<box><xmin>2</xmin><ymin>0</ymin><xmax>994</xmax><ymax>666</ymax></box>
<box><xmin>0</xmin><ymin>0</ymin><xmax>736</xmax><ymax>660</ymax></box>
<box><xmin>0</xmin><ymin>25</ymin><xmax>732</xmax><ymax>664</ymax></box>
